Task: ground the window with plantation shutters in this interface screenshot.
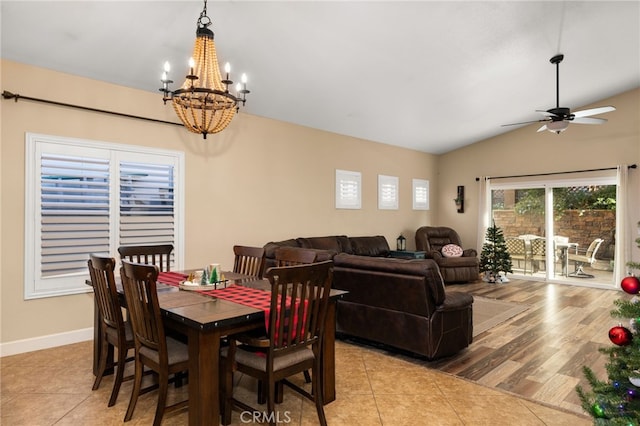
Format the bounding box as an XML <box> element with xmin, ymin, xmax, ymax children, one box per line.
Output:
<box><xmin>25</xmin><ymin>133</ymin><xmax>184</xmax><ymax>299</ymax></box>
<box><xmin>40</xmin><ymin>153</ymin><xmax>111</xmax><ymax>279</ymax></box>
<box><xmin>335</xmin><ymin>169</ymin><xmax>361</xmax><ymax>209</ymax></box>
<box><xmin>119</xmin><ymin>161</ymin><xmax>176</xmax><ymax>268</ymax></box>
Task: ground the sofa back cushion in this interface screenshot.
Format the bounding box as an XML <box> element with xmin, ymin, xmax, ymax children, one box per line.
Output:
<box><xmin>263</xmin><ymin>239</ymin><xmax>300</xmax><ymax>260</ymax></box>
<box><xmin>333</xmin><ymin>253</ymin><xmax>446</xmax><ymax>313</ymax></box>
<box><xmin>348</xmin><ymin>236</ymin><xmax>390</xmax><ymax>257</ymax></box>
<box><xmin>297</xmin><ymin>235</ymin><xmax>351</xmax><ymax>253</ymax></box>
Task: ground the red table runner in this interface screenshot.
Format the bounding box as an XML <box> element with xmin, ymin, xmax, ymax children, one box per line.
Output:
<box><xmin>158</xmin><ymin>272</ymin><xmax>271</xmax><ymax>308</ymax></box>
<box><xmin>157</xmin><ymin>272</ymin><xmax>305</xmax><ymax>341</ymax></box>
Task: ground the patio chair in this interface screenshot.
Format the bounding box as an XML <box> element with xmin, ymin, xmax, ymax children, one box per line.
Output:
<box><xmin>505</xmin><ymin>237</ymin><xmax>529</xmax><ymax>275</ymax></box>
<box><xmin>568</xmin><ymin>238</ymin><xmax>604</xmax><ymax>278</ymax></box>
<box><xmin>530</xmin><ymin>238</ymin><xmax>546</xmax><ymax>273</ymax></box>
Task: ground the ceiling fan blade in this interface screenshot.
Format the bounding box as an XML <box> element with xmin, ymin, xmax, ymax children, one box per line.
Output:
<box><xmin>501</xmin><ymin>118</ymin><xmax>549</xmax><ymax>127</ymax></box>
<box><xmin>535</xmin><ymin>110</ymin><xmax>558</xmax><ymax>117</ymax></box>
<box><xmin>537</xmin><ymin>124</ymin><xmax>548</xmax><ymax>132</ymax></box>
<box><xmin>571</xmin><ymin>116</ymin><xmax>607</xmax><ymax>125</ymax></box>
<box><xmin>573</xmin><ymin>105</ymin><xmax>616</xmax><ymax>118</ymax></box>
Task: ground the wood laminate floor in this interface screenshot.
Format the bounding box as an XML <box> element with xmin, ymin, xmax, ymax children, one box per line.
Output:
<box><xmin>430</xmin><ymin>278</ymin><xmax>620</xmax><ymax>415</ymax></box>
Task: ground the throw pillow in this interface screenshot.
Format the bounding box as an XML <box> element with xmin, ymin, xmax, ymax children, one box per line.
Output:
<box><xmin>441</xmin><ymin>243</ymin><xmax>463</xmax><ymax>258</ymax></box>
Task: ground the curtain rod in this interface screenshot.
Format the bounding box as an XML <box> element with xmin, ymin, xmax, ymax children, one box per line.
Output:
<box><xmin>2</xmin><ymin>90</ymin><xmax>183</xmax><ymax>128</ymax></box>
<box><xmin>475</xmin><ymin>164</ymin><xmax>637</xmax><ymax>181</ymax></box>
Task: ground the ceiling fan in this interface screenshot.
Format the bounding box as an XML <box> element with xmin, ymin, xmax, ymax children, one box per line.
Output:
<box><xmin>502</xmin><ymin>54</ymin><xmax>616</xmax><ymax>134</ymax></box>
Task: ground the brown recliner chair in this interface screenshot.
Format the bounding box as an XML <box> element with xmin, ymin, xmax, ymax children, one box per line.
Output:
<box><xmin>415</xmin><ymin>226</ymin><xmax>479</xmax><ymax>284</ymax></box>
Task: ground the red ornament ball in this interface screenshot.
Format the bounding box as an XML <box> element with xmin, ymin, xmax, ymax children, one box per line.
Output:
<box><xmin>621</xmin><ymin>276</ymin><xmax>640</xmax><ymax>295</ymax></box>
<box><xmin>609</xmin><ymin>325</ymin><xmax>633</xmax><ymax>346</ymax></box>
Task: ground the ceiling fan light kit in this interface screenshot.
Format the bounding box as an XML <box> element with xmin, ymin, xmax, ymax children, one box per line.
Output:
<box><xmin>545</xmin><ymin>120</ymin><xmax>569</xmax><ymax>133</ymax></box>
<box><xmin>502</xmin><ymin>53</ymin><xmax>615</xmax><ymax>135</ymax></box>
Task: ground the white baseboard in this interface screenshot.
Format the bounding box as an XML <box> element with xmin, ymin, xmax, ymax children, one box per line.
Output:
<box><xmin>0</xmin><ymin>327</ymin><xmax>93</xmax><ymax>357</ymax></box>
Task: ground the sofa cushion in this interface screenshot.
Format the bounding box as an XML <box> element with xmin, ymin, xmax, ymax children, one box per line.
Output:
<box><xmin>297</xmin><ymin>236</ymin><xmax>346</xmax><ymax>253</ymax></box>
<box><xmin>441</xmin><ymin>244</ymin><xmax>463</xmax><ymax>258</ymax></box>
<box><xmin>348</xmin><ymin>236</ymin><xmax>390</xmax><ymax>257</ymax></box>
<box><xmin>263</xmin><ymin>239</ymin><xmax>300</xmax><ymax>259</ymax></box>
<box><xmin>333</xmin><ymin>253</ymin><xmax>446</xmax><ymax>305</ymax></box>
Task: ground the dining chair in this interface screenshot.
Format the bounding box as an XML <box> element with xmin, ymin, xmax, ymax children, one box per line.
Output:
<box><xmin>120</xmin><ymin>260</ymin><xmax>189</xmax><ymax>426</ymax></box>
<box><xmin>274</xmin><ymin>246</ymin><xmax>318</xmax><ymax>266</ymax></box>
<box><xmin>233</xmin><ymin>245</ymin><xmax>266</xmax><ymax>277</ymax></box>
<box><xmin>274</xmin><ymin>246</ymin><xmax>318</xmax><ymax>384</ymax></box>
<box><xmin>88</xmin><ymin>254</ymin><xmax>135</xmax><ymax>407</ymax></box>
<box><xmin>220</xmin><ymin>260</ymin><xmax>334</xmax><ymax>426</ymax></box>
<box><xmin>118</xmin><ymin>244</ymin><xmax>173</xmax><ymax>272</ymax></box>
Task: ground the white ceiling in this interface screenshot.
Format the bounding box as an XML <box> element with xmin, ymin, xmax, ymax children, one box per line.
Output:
<box><xmin>2</xmin><ymin>1</ymin><xmax>639</xmax><ymax>154</ymax></box>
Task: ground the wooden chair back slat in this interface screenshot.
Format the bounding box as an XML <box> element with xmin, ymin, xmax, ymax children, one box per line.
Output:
<box><xmin>233</xmin><ymin>245</ymin><xmax>266</xmax><ymax>277</ymax></box>
<box><xmin>118</xmin><ymin>244</ymin><xmax>174</xmax><ymax>272</ymax></box>
<box><xmin>120</xmin><ymin>261</ymin><xmax>166</xmax><ymax>361</ymax></box>
<box><xmin>88</xmin><ymin>255</ymin><xmax>123</xmax><ymax>332</ymax></box>
<box><xmin>265</xmin><ymin>261</ymin><xmax>332</xmax><ymax>353</ymax></box>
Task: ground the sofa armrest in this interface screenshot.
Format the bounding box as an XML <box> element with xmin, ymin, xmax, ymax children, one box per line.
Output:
<box><xmin>463</xmin><ymin>248</ymin><xmax>477</xmax><ymax>258</ymax></box>
<box><xmin>430</xmin><ymin>250</ymin><xmax>445</xmax><ymax>260</ymax></box>
<box><xmin>436</xmin><ymin>291</ymin><xmax>473</xmax><ymax>312</ymax></box>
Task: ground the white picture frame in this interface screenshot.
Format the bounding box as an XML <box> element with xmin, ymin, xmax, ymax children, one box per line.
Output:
<box><xmin>335</xmin><ymin>169</ymin><xmax>361</xmax><ymax>209</ymax></box>
<box><xmin>413</xmin><ymin>178</ymin><xmax>429</xmax><ymax>210</ymax></box>
<box><xmin>378</xmin><ymin>174</ymin><xmax>398</xmax><ymax>210</ymax></box>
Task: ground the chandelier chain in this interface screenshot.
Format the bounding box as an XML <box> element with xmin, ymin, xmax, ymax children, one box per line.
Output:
<box><xmin>198</xmin><ymin>0</ymin><xmax>211</xmax><ymax>28</ymax></box>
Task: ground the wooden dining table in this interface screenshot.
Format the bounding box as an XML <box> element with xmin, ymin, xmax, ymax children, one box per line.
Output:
<box><xmin>90</xmin><ymin>270</ymin><xmax>346</xmax><ymax>426</ymax></box>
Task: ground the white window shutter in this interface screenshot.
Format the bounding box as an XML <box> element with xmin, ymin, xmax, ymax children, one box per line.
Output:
<box><xmin>40</xmin><ymin>153</ymin><xmax>111</xmax><ymax>278</ymax></box>
<box><xmin>25</xmin><ymin>133</ymin><xmax>184</xmax><ymax>299</ymax></box>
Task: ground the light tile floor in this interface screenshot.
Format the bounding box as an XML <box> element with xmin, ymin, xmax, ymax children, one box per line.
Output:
<box><xmin>1</xmin><ymin>340</ymin><xmax>591</xmax><ymax>425</ymax></box>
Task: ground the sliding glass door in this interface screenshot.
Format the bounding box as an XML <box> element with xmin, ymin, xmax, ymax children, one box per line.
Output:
<box><xmin>489</xmin><ymin>176</ymin><xmax>617</xmax><ymax>287</ymax></box>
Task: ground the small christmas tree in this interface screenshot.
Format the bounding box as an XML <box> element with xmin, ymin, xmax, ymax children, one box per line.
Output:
<box><xmin>576</xmin><ymin>222</ymin><xmax>640</xmax><ymax>423</ymax></box>
<box><xmin>479</xmin><ymin>221</ymin><xmax>512</xmax><ymax>283</ymax></box>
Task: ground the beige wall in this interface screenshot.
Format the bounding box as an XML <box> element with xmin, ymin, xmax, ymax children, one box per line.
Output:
<box><xmin>437</xmin><ymin>88</ymin><xmax>640</xmax><ymax>260</ymax></box>
<box><xmin>2</xmin><ymin>60</ymin><xmax>638</xmax><ymax>350</ymax></box>
<box><xmin>0</xmin><ymin>60</ymin><xmax>436</xmax><ymax>345</ymax></box>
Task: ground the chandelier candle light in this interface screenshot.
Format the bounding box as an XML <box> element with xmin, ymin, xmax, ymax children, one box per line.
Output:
<box><xmin>160</xmin><ymin>0</ymin><xmax>249</xmax><ymax>138</ymax></box>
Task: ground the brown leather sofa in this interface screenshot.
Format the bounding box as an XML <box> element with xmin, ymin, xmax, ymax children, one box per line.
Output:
<box><xmin>415</xmin><ymin>226</ymin><xmax>480</xmax><ymax>284</ymax></box>
<box><xmin>263</xmin><ymin>235</ymin><xmax>390</xmax><ymax>269</ymax></box>
<box><xmin>263</xmin><ymin>235</ymin><xmax>474</xmax><ymax>359</ymax></box>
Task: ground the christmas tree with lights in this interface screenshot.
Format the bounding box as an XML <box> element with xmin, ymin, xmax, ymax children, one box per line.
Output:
<box><xmin>576</xmin><ymin>223</ymin><xmax>640</xmax><ymax>424</ymax></box>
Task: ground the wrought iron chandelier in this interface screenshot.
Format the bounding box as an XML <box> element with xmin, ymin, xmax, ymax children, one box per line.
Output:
<box><xmin>160</xmin><ymin>0</ymin><xmax>249</xmax><ymax>139</ymax></box>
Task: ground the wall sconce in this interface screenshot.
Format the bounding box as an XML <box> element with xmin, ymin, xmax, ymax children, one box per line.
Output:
<box><xmin>396</xmin><ymin>234</ymin><xmax>406</xmax><ymax>251</ymax></box>
<box><xmin>454</xmin><ymin>186</ymin><xmax>464</xmax><ymax>213</ymax></box>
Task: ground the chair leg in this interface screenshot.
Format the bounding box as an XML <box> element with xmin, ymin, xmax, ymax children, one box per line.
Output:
<box><xmin>124</xmin><ymin>358</ymin><xmax>143</xmax><ymax>422</ymax></box>
<box><xmin>92</xmin><ymin>337</ymin><xmax>109</xmax><ymax>391</ymax></box>
<box><xmin>303</xmin><ymin>370</ymin><xmax>312</xmax><ymax>383</ymax></box>
<box><xmin>152</xmin><ymin>370</ymin><xmax>169</xmax><ymax>426</ymax></box>
<box><xmin>312</xmin><ymin>363</ymin><xmax>327</xmax><ymax>426</ymax></box>
<box><xmin>108</xmin><ymin>345</ymin><xmax>129</xmax><ymax>406</ymax></box>
<box><xmin>267</xmin><ymin>376</ymin><xmax>276</xmax><ymax>426</ymax></box>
